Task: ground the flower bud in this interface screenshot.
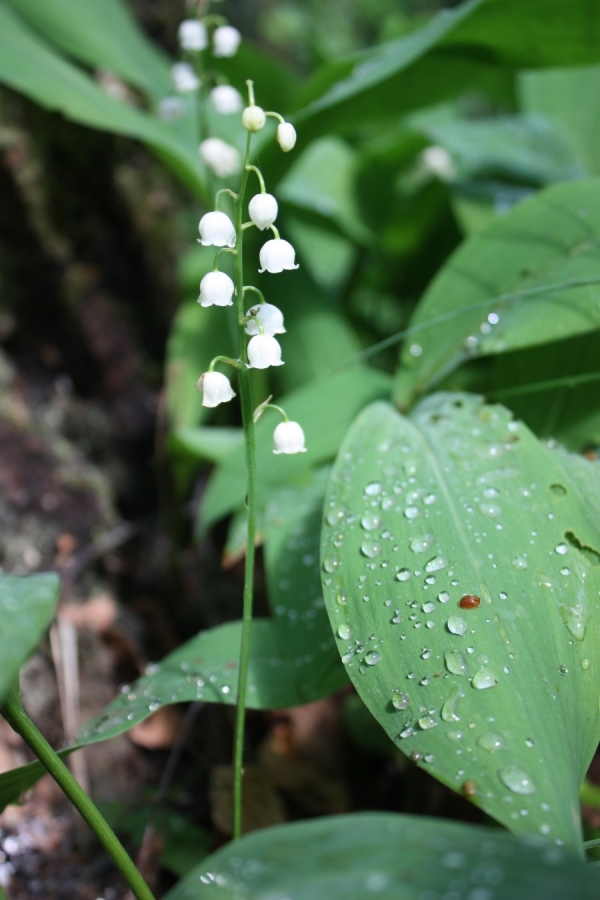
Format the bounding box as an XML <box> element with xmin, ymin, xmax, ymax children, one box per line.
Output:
<box><xmin>242</xmin><ymin>106</ymin><xmax>266</xmax><ymax>133</ymax></box>
<box><xmin>198</xmin><ymin>271</ymin><xmax>235</xmax><ymax>307</ymax></box>
<box><xmin>273</xmin><ymin>421</ymin><xmax>306</xmax><ymax>455</ymax></box>
<box><xmin>171</xmin><ymin>62</ymin><xmax>199</xmax><ymax>93</ymax></box>
<box><xmin>420</xmin><ymin>146</ymin><xmax>456</xmax><ymax>182</ymax></box>
<box><xmin>195</xmin><ymin>371</ymin><xmax>236</xmax><ymax>407</ymax></box>
<box><xmin>212</xmin><ymin>25</ymin><xmax>241</xmax><ymax>58</ymax></box>
<box><xmin>245</xmin><ymin>302</ymin><xmax>285</xmax><ymax>336</ymax></box>
<box><xmin>277</xmin><ymin>122</ymin><xmax>297</xmax><ymax>152</ymax></box>
<box><xmin>210</xmin><ymin>85</ymin><xmax>243</xmax><ymax>115</ymax></box>
<box><xmin>198</xmin><ymin>211</ymin><xmax>236</xmax><ymax>248</ymax></box>
<box><xmin>259</xmin><ymin>239</ymin><xmax>299</xmax><ymax>274</ymax></box>
<box><xmin>247</xmin><ymin>334</ymin><xmax>284</xmax><ymax>369</ymax></box>
<box><xmin>248</xmin><ymin>193</ymin><xmax>278</xmax><ymax>230</ymax></box>
<box><xmin>178</xmin><ymin>19</ymin><xmax>208</xmax><ymax>51</ymax></box>
<box><xmin>199</xmin><ymin>138</ymin><xmax>241</xmax><ymax>177</ymax></box>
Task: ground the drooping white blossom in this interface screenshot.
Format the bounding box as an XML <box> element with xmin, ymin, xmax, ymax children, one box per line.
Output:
<box><xmin>199</xmin><ymin>138</ymin><xmax>241</xmax><ymax>177</ymax></box>
<box><xmin>210</xmin><ymin>85</ymin><xmax>243</xmax><ymax>114</ymax></box>
<box><xmin>198</xmin><ymin>211</ymin><xmax>236</xmax><ymax>248</ymax></box>
<box><xmin>259</xmin><ymin>239</ymin><xmax>299</xmax><ymax>274</ymax></box>
<box><xmin>242</xmin><ymin>106</ymin><xmax>266</xmax><ymax>132</ymax></box>
<box><xmin>247</xmin><ymin>334</ymin><xmax>284</xmax><ymax>368</ymax></box>
<box><xmin>178</xmin><ymin>19</ymin><xmax>208</xmax><ymax>51</ymax></box>
<box><xmin>276</xmin><ymin>122</ymin><xmax>297</xmax><ymax>152</ymax></box>
<box><xmin>273</xmin><ymin>421</ymin><xmax>306</xmax><ymax>454</ymax></box>
<box><xmin>198</xmin><ymin>271</ymin><xmax>235</xmax><ymax>307</ymax></box>
<box><xmin>244</xmin><ymin>302</ymin><xmax>285</xmax><ymax>336</ymax></box>
<box><xmin>420</xmin><ymin>146</ymin><xmax>456</xmax><ymax>182</ymax></box>
<box><xmin>196</xmin><ymin>371</ymin><xmax>236</xmax><ymax>407</ymax></box>
<box><xmin>248</xmin><ymin>193</ymin><xmax>278</xmax><ymax>230</ymax></box>
<box><xmin>212</xmin><ymin>25</ymin><xmax>241</xmax><ymax>58</ymax></box>
<box><xmin>171</xmin><ymin>62</ymin><xmax>200</xmax><ymax>93</ymax></box>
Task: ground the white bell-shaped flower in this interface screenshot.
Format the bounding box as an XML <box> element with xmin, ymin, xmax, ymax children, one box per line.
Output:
<box><xmin>196</xmin><ymin>371</ymin><xmax>236</xmax><ymax>407</ymax></box>
<box><xmin>245</xmin><ymin>303</ymin><xmax>285</xmax><ymax>336</ymax></box>
<box><xmin>259</xmin><ymin>239</ymin><xmax>299</xmax><ymax>274</ymax></box>
<box><xmin>277</xmin><ymin>122</ymin><xmax>297</xmax><ymax>152</ymax></box>
<box><xmin>273</xmin><ymin>421</ymin><xmax>306</xmax><ymax>455</ymax></box>
<box><xmin>199</xmin><ymin>138</ymin><xmax>241</xmax><ymax>177</ymax></box>
<box><xmin>248</xmin><ymin>193</ymin><xmax>278</xmax><ymax>230</ymax></box>
<box><xmin>247</xmin><ymin>334</ymin><xmax>284</xmax><ymax>368</ymax></box>
<box><xmin>198</xmin><ymin>211</ymin><xmax>236</xmax><ymax>248</ymax></box>
<box><xmin>198</xmin><ymin>271</ymin><xmax>235</xmax><ymax>307</ymax></box>
<box><xmin>171</xmin><ymin>62</ymin><xmax>199</xmax><ymax>93</ymax></box>
<box><xmin>210</xmin><ymin>85</ymin><xmax>243</xmax><ymax>114</ymax></box>
<box><xmin>420</xmin><ymin>146</ymin><xmax>456</xmax><ymax>182</ymax></box>
<box><xmin>242</xmin><ymin>106</ymin><xmax>266</xmax><ymax>132</ymax></box>
<box><xmin>212</xmin><ymin>25</ymin><xmax>241</xmax><ymax>57</ymax></box>
<box><xmin>178</xmin><ymin>19</ymin><xmax>208</xmax><ymax>51</ymax></box>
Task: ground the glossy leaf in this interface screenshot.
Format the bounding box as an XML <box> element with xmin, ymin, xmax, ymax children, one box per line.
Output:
<box><xmin>394</xmin><ymin>179</ymin><xmax>600</xmax><ymax>405</ymax></box>
<box><xmin>265</xmin><ymin>468</ymin><xmax>348</xmax><ymax>701</ymax></box>
<box><xmin>0</xmin><ymin>573</ymin><xmax>59</xmax><ymax>703</ymax></box>
<box><xmin>5</xmin><ymin>0</ymin><xmax>171</xmax><ymax>100</ymax></box>
<box><xmin>200</xmin><ymin>367</ymin><xmax>392</xmax><ymax>529</ymax></box>
<box><xmin>321</xmin><ymin>394</ymin><xmax>600</xmax><ymax>851</ymax></box>
<box><xmin>163</xmin><ymin>812</ymin><xmax>600</xmax><ymax>900</ymax></box>
<box><xmin>0</xmin><ymin>4</ymin><xmax>204</xmax><ymax>196</ymax></box>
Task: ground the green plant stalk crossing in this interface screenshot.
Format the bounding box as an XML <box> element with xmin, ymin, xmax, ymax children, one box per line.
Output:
<box><xmin>232</xmin><ymin>131</ymin><xmax>257</xmax><ymax>840</ymax></box>
<box><xmin>2</xmin><ymin>688</ymin><xmax>156</xmax><ymax>900</ymax></box>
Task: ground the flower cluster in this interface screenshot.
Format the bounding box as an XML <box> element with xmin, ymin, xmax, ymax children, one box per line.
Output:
<box><xmin>194</xmin><ymin>81</ymin><xmax>305</xmax><ymax>455</ymax></box>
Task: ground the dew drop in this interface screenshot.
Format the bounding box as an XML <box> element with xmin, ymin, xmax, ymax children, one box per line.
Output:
<box><xmin>554</xmin><ymin>543</ymin><xmax>568</xmax><ymax>556</ymax></box>
<box><xmin>396</xmin><ymin>568</ymin><xmax>412</xmax><ymax>582</ymax></box>
<box><xmin>323</xmin><ymin>555</ymin><xmax>340</xmax><ymax>573</ymax></box>
<box><xmin>447</xmin><ymin>729</ymin><xmax>463</xmax><ymax>742</ymax></box>
<box><xmin>424</xmin><ymin>493</ymin><xmax>437</xmax><ymax>505</ymax></box>
<box><xmin>558</xmin><ymin>664</ymin><xmax>568</xmax><ymax>675</ymax></box>
<box><xmin>477</xmin><ymin>732</ymin><xmax>505</xmax><ymax>753</ymax></box>
<box><xmin>425</xmin><ymin>556</ymin><xmax>449</xmax><ymax>573</ymax></box>
<box><xmin>581</xmin><ymin>658</ymin><xmax>590</xmax><ymax>670</ymax></box>
<box><xmin>512</xmin><ymin>556</ymin><xmax>528</xmax><ymax>570</ymax></box>
<box><xmin>422</xmin><ymin>601</ymin><xmax>436</xmax><ymax>614</ymax></box>
<box><xmin>404</xmin><ymin>506</ymin><xmax>420</xmax><ymax>520</ymax></box>
<box><xmin>337</xmin><ymin>624</ymin><xmax>352</xmax><ymax>640</ymax></box>
<box><xmin>327</xmin><ymin>508</ymin><xmax>345</xmax><ymax>526</ymax></box>
<box><xmin>392</xmin><ymin>690</ymin><xmax>410</xmax><ymax>710</ymax></box>
<box><xmin>438</xmin><ymin>591</ymin><xmax>450</xmax><ymax>604</ymax></box>
<box><xmin>364</xmin><ymin>651</ymin><xmax>381</xmax><ymax>666</ymax></box>
<box><xmin>560</xmin><ymin>567</ymin><xmax>570</xmax><ymax>576</ymax></box>
<box><xmin>479</xmin><ymin>502</ymin><xmax>501</xmax><ymax>518</ymax></box>
<box><xmin>361</xmin><ymin>513</ymin><xmax>382</xmax><ymax>531</ymax></box>
<box><xmin>441</xmin><ymin>683</ymin><xmax>463</xmax><ymax>722</ymax></box>
<box><xmin>365</xmin><ymin>482</ymin><xmax>382</xmax><ymax>496</ymax></box>
<box><xmin>445</xmin><ymin>650</ymin><xmax>468</xmax><ymax>676</ymax></box>
<box><xmin>391</xmin><ymin>610</ymin><xmax>402</xmax><ymax>624</ymax></box>
<box><xmin>361</xmin><ymin>539</ymin><xmax>382</xmax><ymax>559</ymax></box>
<box><xmin>447</xmin><ymin>616</ymin><xmax>468</xmax><ymax>636</ymax></box>
<box><xmin>472</xmin><ymin>667</ymin><xmax>498</xmax><ymax>690</ymax></box>
<box><xmin>499</xmin><ymin>766</ymin><xmax>536</xmax><ymax>794</ymax></box>
<box><xmin>418</xmin><ymin>715</ymin><xmax>438</xmax><ymax>730</ymax></box>
<box><xmin>410</xmin><ymin>534</ymin><xmax>435</xmax><ymax>553</ymax></box>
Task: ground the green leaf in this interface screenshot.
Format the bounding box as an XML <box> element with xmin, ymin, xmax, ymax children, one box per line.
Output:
<box><xmin>393</xmin><ymin>179</ymin><xmax>600</xmax><ymax>406</ymax></box>
<box><xmin>5</xmin><ymin>0</ymin><xmax>171</xmax><ymax>100</ymax></box>
<box><xmin>0</xmin><ymin>572</ymin><xmax>59</xmax><ymax>703</ymax></box>
<box><xmin>321</xmin><ymin>393</ymin><xmax>600</xmax><ymax>852</ymax></box>
<box><xmin>284</xmin><ymin>214</ymin><xmax>357</xmax><ymax>291</ymax></box>
<box><xmin>170</xmin><ymin>427</ymin><xmax>243</xmax><ymax>464</ymax></box>
<box><xmin>280</xmin><ymin>302</ymin><xmax>362</xmax><ymax>387</ymax></box>
<box><xmin>200</xmin><ymin>367</ymin><xmax>392</xmax><ymax>529</ymax></box>
<box><xmin>0</xmin><ymin>3</ymin><xmax>204</xmax><ymax>196</ymax></box>
<box><xmin>265</xmin><ymin>468</ymin><xmax>348</xmax><ymax>702</ymax></box>
<box><xmin>163</xmin><ymin>812</ymin><xmax>600</xmax><ymax>900</ymax></box>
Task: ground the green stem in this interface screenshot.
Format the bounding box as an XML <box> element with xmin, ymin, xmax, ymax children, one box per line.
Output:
<box><xmin>245</xmin><ymin>164</ymin><xmax>266</xmax><ymax>193</ymax></box>
<box><xmin>243</xmin><ymin>285</ymin><xmax>266</xmax><ymax>304</ymax></box>
<box><xmin>2</xmin><ymin>689</ymin><xmax>155</xmax><ymax>900</ymax></box>
<box><xmin>232</xmin><ymin>131</ymin><xmax>257</xmax><ymax>840</ymax></box>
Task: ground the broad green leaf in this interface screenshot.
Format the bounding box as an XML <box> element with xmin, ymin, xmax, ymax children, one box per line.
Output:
<box><xmin>280</xmin><ymin>302</ymin><xmax>362</xmax><ymax>387</ymax></box>
<box><xmin>0</xmin><ymin>753</ymin><xmax>69</xmax><ymax>812</ymax></box>
<box><xmin>170</xmin><ymin>427</ymin><xmax>243</xmax><ymax>464</ymax></box>
<box><xmin>265</xmin><ymin>468</ymin><xmax>348</xmax><ymax>701</ymax></box>
<box><xmin>284</xmin><ymin>214</ymin><xmax>357</xmax><ymax>291</ymax></box>
<box><xmin>163</xmin><ymin>812</ymin><xmax>600</xmax><ymax>900</ymax></box>
<box><xmin>6</xmin><ymin>0</ymin><xmax>171</xmax><ymax>101</ymax></box>
<box><xmin>0</xmin><ymin>572</ymin><xmax>59</xmax><ymax>703</ymax></box>
<box><xmin>200</xmin><ymin>367</ymin><xmax>392</xmax><ymax>529</ymax></box>
<box><xmin>491</xmin><ymin>332</ymin><xmax>600</xmax><ymax>450</ymax></box>
<box><xmin>321</xmin><ymin>393</ymin><xmax>600</xmax><ymax>852</ymax></box>
<box><xmin>393</xmin><ymin>179</ymin><xmax>600</xmax><ymax>405</ymax></box>
<box><xmin>297</xmin><ymin>0</ymin><xmax>600</xmax><ymax>136</ymax></box>
<box><xmin>0</xmin><ymin>4</ymin><xmax>204</xmax><ymax>196</ymax></box>
<box><xmin>519</xmin><ymin>67</ymin><xmax>600</xmax><ymax>176</ymax></box>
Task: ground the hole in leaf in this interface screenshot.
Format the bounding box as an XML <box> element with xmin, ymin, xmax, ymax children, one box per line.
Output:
<box><xmin>566</xmin><ymin>531</ymin><xmax>600</xmax><ymax>566</ymax></box>
<box><xmin>550</xmin><ymin>484</ymin><xmax>567</xmax><ymax>496</ymax></box>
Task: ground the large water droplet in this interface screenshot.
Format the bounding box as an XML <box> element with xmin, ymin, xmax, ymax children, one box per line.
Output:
<box><xmin>581</xmin><ymin>658</ymin><xmax>591</xmax><ymax>670</ymax></box>
<box><xmin>447</xmin><ymin>729</ymin><xmax>463</xmax><ymax>742</ymax></box>
<box><xmin>499</xmin><ymin>766</ymin><xmax>536</xmax><ymax>795</ymax></box>
<box><xmin>418</xmin><ymin>715</ymin><xmax>438</xmax><ymax>730</ymax></box>
<box><xmin>479</xmin><ymin>502</ymin><xmax>501</xmax><ymax>518</ymax></box>
<box><xmin>327</xmin><ymin>508</ymin><xmax>345</xmax><ymax>526</ymax></box>
<box><xmin>404</xmin><ymin>506</ymin><xmax>420</xmax><ymax>520</ymax></box>
<box><xmin>425</xmin><ymin>556</ymin><xmax>448</xmax><ymax>573</ymax></box>
<box><xmin>392</xmin><ymin>690</ymin><xmax>410</xmax><ymax>710</ymax></box>
<box><xmin>447</xmin><ymin>616</ymin><xmax>468</xmax><ymax>636</ymax></box>
<box><xmin>410</xmin><ymin>534</ymin><xmax>435</xmax><ymax>553</ymax></box>
<box><xmin>337</xmin><ymin>624</ymin><xmax>352</xmax><ymax>640</ymax></box>
<box><xmin>361</xmin><ymin>539</ymin><xmax>382</xmax><ymax>559</ymax></box>
<box><xmin>512</xmin><ymin>556</ymin><xmax>528</xmax><ymax>570</ymax></box>
<box><xmin>554</xmin><ymin>543</ymin><xmax>568</xmax><ymax>556</ymax></box>
<box><xmin>477</xmin><ymin>732</ymin><xmax>505</xmax><ymax>753</ymax></box>
<box><xmin>323</xmin><ymin>555</ymin><xmax>340</xmax><ymax>573</ymax></box>
<box><xmin>364</xmin><ymin>651</ymin><xmax>381</xmax><ymax>666</ymax></box>
<box><xmin>472</xmin><ymin>667</ymin><xmax>498</xmax><ymax>690</ymax></box>
<box><xmin>445</xmin><ymin>650</ymin><xmax>468</xmax><ymax>676</ymax></box>
<box><xmin>365</xmin><ymin>482</ymin><xmax>382</xmax><ymax>496</ymax></box>
<box><xmin>424</xmin><ymin>493</ymin><xmax>437</xmax><ymax>505</ymax></box>
<box><xmin>438</xmin><ymin>591</ymin><xmax>450</xmax><ymax>603</ymax></box>
<box><xmin>422</xmin><ymin>601</ymin><xmax>436</xmax><ymax>614</ymax></box>
<box><xmin>396</xmin><ymin>568</ymin><xmax>412</xmax><ymax>582</ymax></box>
<box><xmin>361</xmin><ymin>513</ymin><xmax>382</xmax><ymax>531</ymax></box>
<box><xmin>441</xmin><ymin>683</ymin><xmax>463</xmax><ymax>722</ymax></box>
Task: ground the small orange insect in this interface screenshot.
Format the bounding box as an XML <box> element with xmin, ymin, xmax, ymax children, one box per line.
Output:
<box><xmin>459</xmin><ymin>594</ymin><xmax>481</xmax><ymax>609</ymax></box>
<box><xmin>463</xmin><ymin>780</ymin><xmax>477</xmax><ymax>797</ymax></box>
